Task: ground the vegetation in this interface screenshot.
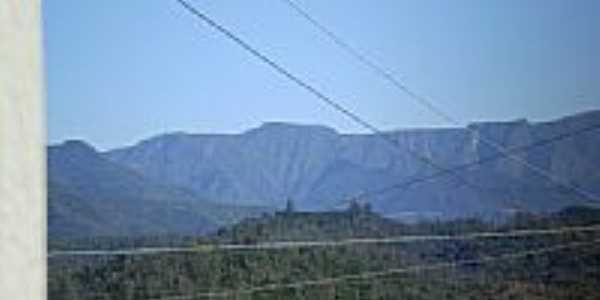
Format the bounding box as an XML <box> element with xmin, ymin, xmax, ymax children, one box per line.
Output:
<box><xmin>48</xmin><ymin>205</ymin><xmax>600</xmax><ymax>299</ymax></box>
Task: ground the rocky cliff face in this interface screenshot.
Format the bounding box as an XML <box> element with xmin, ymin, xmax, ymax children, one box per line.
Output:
<box><xmin>104</xmin><ymin>111</ymin><xmax>600</xmax><ymax>218</ymax></box>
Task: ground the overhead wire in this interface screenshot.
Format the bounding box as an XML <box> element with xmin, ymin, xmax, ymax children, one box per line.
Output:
<box><xmin>144</xmin><ymin>238</ymin><xmax>600</xmax><ymax>299</ymax></box>
<box><xmin>278</xmin><ymin>0</ymin><xmax>600</xmax><ymax>204</ymax></box>
<box><xmin>69</xmin><ymin>237</ymin><xmax>600</xmax><ymax>299</ymax></box>
<box><xmin>48</xmin><ymin>223</ymin><xmax>600</xmax><ymax>257</ymax></box>
<box><xmin>54</xmin><ymin>224</ymin><xmax>600</xmax><ymax>298</ymax></box>
<box><xmin>332</xmin><ymin>121</ymin><xmax>600</xmax><ymax>207</ymax></box>
<box><xmin>173</xmin><ymin>0</ymin><xmax>499</xmax><ymax>201</ymax></box>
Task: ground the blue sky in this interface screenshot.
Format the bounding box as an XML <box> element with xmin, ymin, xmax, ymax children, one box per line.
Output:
<box><xmin>44</xmin><ymin>0</ymin><xmax>600</xmax><ymax>150</ymax></box>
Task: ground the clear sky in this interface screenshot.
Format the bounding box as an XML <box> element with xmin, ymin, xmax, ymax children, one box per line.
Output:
<box><xmin>44</xmin><ymin>0</ymin><xmax>600</xmax><ymax>150</ymax></box>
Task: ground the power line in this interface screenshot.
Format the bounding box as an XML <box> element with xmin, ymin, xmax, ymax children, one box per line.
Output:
<box><xmin>145</xmin><ymin>238</ymin><xmax>600</xmax><ymax>299</ymax></box>
<box><xmin>333</xmin><ymin>121</ymin><xmax>600</xmax><ymax>207</ymax></box>
<box><xmin>174</xmin><ymin>0</ymin><xmax>498</xmax><ymax>201</ymax></box>
<box><xmin>47</xmin><ymin>224</ymin><xmax>600</xmax><ymax>257</ymax></box>
<box><xmin>279</xmin><ymin>0</ymin><xmax>600</xmax><ymax>203</ymax></box>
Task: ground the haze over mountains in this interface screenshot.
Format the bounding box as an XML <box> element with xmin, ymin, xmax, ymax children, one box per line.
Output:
<box><xmin>48</xmin><ymin>110</ymin><xmax>600</xmax><ymax>236</ymax></box>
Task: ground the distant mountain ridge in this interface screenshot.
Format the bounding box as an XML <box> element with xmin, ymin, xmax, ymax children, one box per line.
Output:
<box><xmin>48</xmin><ymin>140</ymin><xmax>266</xmax><ymax>238</ymax></box>
<box><xmin>103</xmin><ymin>110</ymin><xmax>600</xmax><ymax>218</ymax></box>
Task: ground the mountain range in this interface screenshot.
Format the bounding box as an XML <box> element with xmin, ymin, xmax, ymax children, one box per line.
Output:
<box><xmin>48</xmin><ymin>141</ymin><xmax>265</xmax><ymax>238</ymax></box>
<box><xmin>48</xmin><ymin>110</ymin><xmax>600</xmax><ymax>236</ymax></box>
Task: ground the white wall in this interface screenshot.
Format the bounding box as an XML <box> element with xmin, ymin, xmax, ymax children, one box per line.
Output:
<box><xmin>0</xmin><ymin>1</ymin><xmax>46</xmax><ymax>300</ymax></box>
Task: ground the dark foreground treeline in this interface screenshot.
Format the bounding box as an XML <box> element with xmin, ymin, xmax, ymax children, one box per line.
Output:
<box><xmin>48</xmin><ymin>206</ymin><xmax>600</xmax><ymax>300</ymax></box>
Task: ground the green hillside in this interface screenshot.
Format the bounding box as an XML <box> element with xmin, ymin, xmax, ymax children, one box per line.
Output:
<box><xmin>48</xmin><ymin>206</ymin><xmax>600</xmax><ymax>300</ymax></box>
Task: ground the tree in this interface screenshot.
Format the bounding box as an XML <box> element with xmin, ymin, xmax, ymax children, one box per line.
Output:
<box><xmin>285</xmin><ymin>198</ymin><xmax>295</xmax><ymax>214</ymax></box>
<box><xmin>348</xmin><ymin>200</ymin><xmax>362</xmax><ymax>215</ymax></box>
